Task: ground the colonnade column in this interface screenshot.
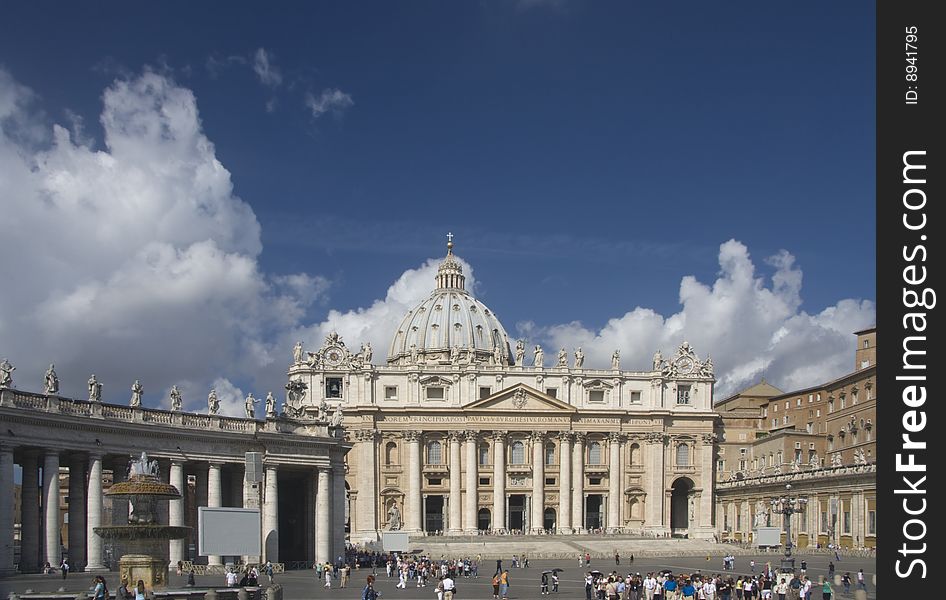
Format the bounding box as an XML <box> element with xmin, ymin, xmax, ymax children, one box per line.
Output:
<box><xmin>68</xmin><ymin>454</ymin><xmax>87</xmax><ymax>568</ymax></box>
<box><xmin>557</xmin><ymin>432</ymin><xmax>572</xmax><ymax>533</ymax></box>
<box><xmin>85</xmin><ymin>453</ymin><xmax>105</xmax><ymax>571</ymax></box>
<box><xmin>168</xmin><ymin>461</ymin><xmax>185</xmax><ymax>568</ymax></box>
<box><xmin>316</xmin><ymin>467</ymin><xmax>331</xmax><ymax>564</ymax></box>
<box><xmin>0</xmin><ymin>445</ymin><xmax>14</xmax><ymax>575</ymax></box>
<box><xmin>571</xmin><ymin>433</ymin><xmax>585</xmax><ymax>532</ymax></box>
<box><xmin>491</xmin><ymin>432</ymin><xmax>506</xmax><ymax>532</ymax></box>
<box><xmin>333</xmin><ymin>465</ymin><xmax>346</xmax><ymax>560</ymax></box>
<box><xmin>43</xmin><ymin>450</ymin><xmax>61</xmax><ymax>567</ymax></box>
<box><xmin>356</xmin><ymin>431</ymin><xmax>379</xmax><ymax>539</ymax></box>
<box><xmin>262</xmin><ymin>464</ymin><xmax>279</xmax><ymax>563</ymax></box>
<box><xmin>463</xmin><ymin>431</ymin><xmax>478</xmax><ymax>533</ymax></box>
<box><xmin>607</xmin><ymin>433</ymin><xmax>623</xmax><ymax>533</ymax></box>
<box><xmin>206</xmin><ymin>462</ymin><xmax>223</xmax><ymax>566</ymax></box>
<box><xmin>646</xmin><ymin>433</ymin><xmax>666</xmax><ymax>532</ymax></box>
<box><xmin>699</xmin><ymin>434</ymin><xmax>715</xmax><ymax>531</ymax></box>
<box><xmin>531</xmin><ymin>432</ymin><xmax>545</xmax><ymax>533</ymax></box>
<box><xmin>21</xmin><ymin>451</ymin><xmax>40</xmax><ymax>572</ymax></box>
<box><xmin>404</xmin><ymin>431</ymin><xmax>422</xmax><ymax>533</ymax></box>
<box><xmin>448</xmin><ymin>433</ymin><xmax>463</xmax><ymax>534</ymax></box>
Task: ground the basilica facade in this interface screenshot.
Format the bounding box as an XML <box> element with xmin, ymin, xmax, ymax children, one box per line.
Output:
<box><xmin>287</xmin><ymin>240</ymin><xmax>719</xmax><ymax>541</ymax></box>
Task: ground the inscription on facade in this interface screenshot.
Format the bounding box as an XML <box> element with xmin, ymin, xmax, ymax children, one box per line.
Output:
<box><xmin>379</xmin><ymin>415</ymin><xmax>572</xmax><ymax>424</ymax></box>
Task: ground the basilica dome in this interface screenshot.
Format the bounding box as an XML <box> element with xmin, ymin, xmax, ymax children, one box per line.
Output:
<box><xmin>388</xmin><ymin>239</ymin><xmax>513</xmax><ymax>366</ymax></box>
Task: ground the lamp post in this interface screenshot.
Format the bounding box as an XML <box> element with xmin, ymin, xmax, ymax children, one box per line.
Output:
<box><xmin>770</xmin><ymin>483</ymin><xmax>808</xmax><ymax>573</ymax></box>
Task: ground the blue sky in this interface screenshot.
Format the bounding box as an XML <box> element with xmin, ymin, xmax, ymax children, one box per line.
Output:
<box><xmin>0</xmin><ymin>1</ymin><xmax>875</xmax><ymax>410</ymax></box>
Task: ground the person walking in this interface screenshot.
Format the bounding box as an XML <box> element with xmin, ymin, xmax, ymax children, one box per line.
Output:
<box><xmin>363</xmin><ymin>575</ymin><xmax>382</xmax><ymax>600</ymax></box>
<box><xmin>325</xmin><ymin>563</ymin><xmax>333</xmax><ymax>588</ymax></box>
<box><xmin>616</xmin><ymin>552</ymin><xmax>621</xmax><ymax>566</ymax></box>
<box><xmin>442</xmin><ymin>572</ymin><xmax>455</xmax><ymax>600</ymax></box>
<box><xmin>500</xmin><ymin>569</ymin><xmax>510</xmax><ymax>600</ymax></box>
<box><xmin>342</xmin><ymin>563</ymin><xmax>351</xmax><ymax>588</ymax></box>
<box><xmin>856</xmin><ymin>569</ymin><xmax>865</xmax><ymax>591</ymax></box>
<box><xmin>827</xmin><ymin>562</ymin><xmax>835</xmax><ymax>578</ymax></box>
<box><xmin>579</xmin><ymin>554</ymin><xmax>585</xmax><ymax>567</ymax></box>
<box><xmin>820</xmin><ymin>579</ymin><xmax>833</xmax><ymax>600</ymax></box>
<box><xmin>133</xmin><ymin>579</ymin><xmax>146</xmax><ymax>600</ymax></box>
<box><xmin>492</xmin><ymin>572</ymin><xmax>501</xmax><ymax>599</ymax></box>
<box><xmin>116</xmin><ymin>578</ymin><xmax>131</xmax><ymax>600</ymax></box>
<box><xmin>552</xmin><ymin>572</ymin><xmax>560</xmax><ymax>593</ymax></box>
<box><xmin>60</xmin><ymin>558</ymin><xmax>69</xmax><ymax>580</ymax></box>
<box><xmin>840</xmin><ymin>574</ymin><xmax>850</xmax><ymax>595</ymax></box>
<box><xmin>541</xmin><ymin>572</ymin><xmax>550</xmax><ymax>595</ymax></box>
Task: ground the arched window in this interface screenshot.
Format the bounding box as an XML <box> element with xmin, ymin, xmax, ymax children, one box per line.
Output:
<box><xmin>675</xmin><ymin>444</ymin><xmax>690</xmax><ymax>467</ymax></box>
<box><xmin>428</xmin><ymin>441</ymin><xmax>442</xmax><ymax>465</ymax></box>
<box><xmin>511</xmin><ymin>441</ymin><xmax>525</xmax><ymax>465</ymax></box>
<box><xmin>545</xmin><ymin>443</ymin><xmax>556</xmax><ymax>466</ymax></box>
<box><xmin>479</xmin><ymin>444</ymin><xmax>490</xmax><ymax>465</ymax></box>
<box><xmin>629</xmin><ymin>443</ymin><xmax>641</xmax><ymax>466</ymax></box>
<box><xmin>589</xmin><ymin>441</ymin><xmax>602</xmax><ymax>465</ymax></box>
<box><xmin>385</xmin><ymin>442</ymin><xmax>398</xmax><ymax>465</ymax></box>
<box><xmin>776</xmin><ymin>451</ymin><xmax>783</xmax><ymax>465</ymax></box>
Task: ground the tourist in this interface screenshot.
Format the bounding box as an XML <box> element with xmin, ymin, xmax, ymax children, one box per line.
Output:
<box><xmin>750</xmin><ymin>560</ymin><xmax>755</xmax><ymax>573</ymax></box>
<box><xmin>187</xmin><ymin>570</ymin><xmax>196</xmax><ymax>587</ymax></box>
<box><xmin>363</xmin><ymin>575</ymin><xmax>382</xmax><ymax>600</ymax></box>
<box><xmin>93</xmin><ymin>575</ymin><xmax>108</xmax><ymax>600</ymax></box>
<box><xmin>840</xmin><ymin>573</ymin><xmax>850</xmax><ymax>595</ymax></box>
<box><xmin>820</xmin><ymin>579</ymin><xmax>833</xmax><ymax>600</ymax></box>
<box><xmin>117</xmin><ymin>577</ymin><xmax>131</xmax><ymax>600</ymax></box>
<box><xmin>43</xmin><ymin>561</ymin><xmax>52</xmax><ymax>575</ymax></box>
<box><xmin>703</xmin><ymin>575</ymin><xmax>717</xmax><ymax>600</ymax></box>
<box><xmin>499</xmin><ymin>568</ymin><xmax>510</xmax><ymax>600</ymax></box>
<box><xmin>643</xmin><ymin>573</ymin><xmax>656</xmax><ymax>600</ymax></box>
<box><xmin>325</xmin><ymin>562</ymin><xmax>334</xmax><ymax>587</ymax></box>
<box><xmin>177</xmin><ymin>560</ymin><xmax>184</xmax><ymax>576</ymax></box>
<box><xmin>663</xmin><ymin>575</ymin><xmax>677</xmax><ymax>599</ymax></box>
<box><xmin>615</xmin><ymin>552</ymin><xmax>621</xmax><ymax>566</ymax></box>
<box><xmin>266</xmin><ymin>560</ymin><xmax>275</xmax><ymax>584</ymax></box>
<box><xmin>249</xmin><ymin>566</ymin><xmax>259</xmax><ymax>586</ymax></box>
<box><xmin>226</xmin><ymin>568</ymin><xmax>239</xmax><ymax>587</ymax></box>
<box><xmin>134</xmin><ymin>579</ymin><xmax>147</xmax><ymax>600</ymax></box>
<box><xmin>541</xmin><ymin>572</ymin><xmax>550</xmax><ymax>595</ymax></box>
<box><xmin>492</xmin><ymin>572</ymin><xmax>501</xmax><ymax>599</ymax></box>
<box><xmin>497</xmin><ymin>558</ymin><xmax>503</xmax><ymax>575</ymax></box>
<box><xmin>799</xmin><ymin>561</ymin><xmax>807</xmax><ymax>576</ymax></box>
<box><xmin>579</xmin><ymin>554</ymin><xmax>585</xmax><ymax>567</ymax></box>
<box><xmin>586</xmin><ymin>552</ymin><xmax>592</xmax><ymax>566</ymax></box>
<box><xmin>552</xmin><ymin>572</ymin><xmax>560</xmax><ymax>593</ymax></box>
<box><xmin>775</xmin><ymin>576</ymin><xmax>788</xmax><ymax>600</ymax></box>
<box><xmin>342</xmin><ymin>563</ymin><xmax>351</xmax><ymax>588</ymax></box>
<box><xmin>827</xmin><ymin>562</ymin><xmax>834</xmax><ymax>578</ymax></box>
<box><xmin>397</xmin><ymin>564</ymin><xmax>408</xmax><ymax>589</ymax></box>
<box><xmin>442</xmin><ymin>572</ymin><xmax>456</xmax><ymax>600</ymax></box>
<box><xmin>681</xmin><ymin>578</ymin><xmax>695</xmax><ymax>600</ymax></box>
<box><xmin>856</xmin><ymin>569</ymin><xmax>866</xmax><ymax>591</ymax></box>
<box><xmin>60</xmin><ymin>557</ymin><xmax>69</xmax><ymax>580</ymax></box>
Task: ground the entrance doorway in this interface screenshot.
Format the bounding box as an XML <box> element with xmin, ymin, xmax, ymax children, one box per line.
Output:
<box><xmin>543</xmin><ymin>508</ymin><xmax>556</xmax><ymax>531</ymax></box>
<box><xmin>478</xmin><ymin>508</ymin><xmax>491</xmax><ymax>531</ymax></box>
<box><xmin>670</xmin><ymin>478</ymin><xmax>694</xmax><ymax>532</ymax></box>
<box><xmin>585</xmin><ymin>495</ymin><xmax>603</xmax><ymax>530</ymax></box>
<box><xmin>424</xmin><ymin>495</ymin><xmax>444</xmax><ymax>533</ymax></box>
<box><xmin>508</xmin><ymin>495</ymin><xmax>526</xmax><ymax>532</ymax></box>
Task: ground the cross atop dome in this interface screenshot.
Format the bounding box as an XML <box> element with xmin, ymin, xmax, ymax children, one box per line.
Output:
<box><xmin>447</xmin><ymin>231</ymin><xmax>454</xmax><ymax>254</ymax></box>
<box><xmin>436</xmin><ymin>233</ymin><xmax>465</xmax><ymax>290</ymax></box>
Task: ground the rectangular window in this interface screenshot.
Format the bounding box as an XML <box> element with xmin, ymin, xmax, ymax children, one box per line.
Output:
<box><xmin>479</xmin><ymin>386</ymin><xmax>492</xmax><ymax>399</ymax></box>
<box><xmin>773</xmin><ymin>404</ymin><xmax>778</xmax><ymax>412</ymax></box>
<box><xmin>326</xmin><ymin>377</ymin><xmax>343</xmax><ymax>398</ymax></box>
<box><xmin>737</xmin><ymin>514</ymin><xmax>742</xmax><ymax>530</ymax></box>
<box><xmin>676</xmin><ymin>385</ymin><xmax>691</xmax><ymax>405</ymax></box>
<box><xmin>816</xmin><ymin>409</ymin><xmax>821</xmax><ymax>417</ymax></box>
<box><xmin>785</xmin><ymin>401</ymin><xmax>790</xmax><ymax>410</ymax></box>
<box><xmin>589</xmin><ymin>390</ymin><xmax>605</xmax><ymax>403</ymax></box>
<box><xmin>546</xmin><ymin>387</ymin><xmax>557</xmax><ymax>398</ymax></box>
<box><xmin>817</xmin><ymin>393</ymin><xmax>821</xmax><ymax>402</ymax></box>
<box><xmin>794</xmin><ymin>449</ymin><xmax>802</xmax><ymax>462</ymax></box>
<box><xmin>739</xmin><ymin>459</ymin><xmax>747</xmax><ymax>471</ymax></box>
<box><xmin>724</xmin><ymin>513</ymin><xmax>730</xmax><ymax>530</ymax></box>
<box><xmin>589</xmin><ymin>477</ymin><xmax>602</xmax><ymax>485</ymax></box>
<box><xmin>843</xmin><ymin>510</ymin><xmax>851</xmax><ymax>534</ymax></box>
<box><xmin>868</xmin><ymin>511</ymin><xmax>876</xmax><ymax>535</ymax></box>
<box><xmin>821</xmin><ymin>511</ymin><xmax>829</xmax><ymax>532</ymax></box>
<box><xmin>545</xmin><ymin>477</ymin><xmax>556</xmax><ymax>486</ymax></box>
<box><xmin>479</xmin><ymin>477</ymin><xmax>490</xmax><ymax>486</ymax></box>
<box><xmin>384</xmin><ymin>386</ymin><xmax>398</xmax><ymax>401</ymax></box>
<box><xmin>808</xmin><ymin>394</ymin><xmax>813</xmax><ymax>403</ymax></box>
<box><xmin>783</xmin><ymin>415</ymin><xmax>788</xmax><ymax>425</ymax></box>
<box><xmin>800</xmin><ymin>510</ymin><xmax>807</xmax><ymax>532</ymax></box>
<box><xmin>479</xmin><ymin>445</ymin><xmax>489</xmax><ymax>465</ymax></box>
<box><xmin>717</xmin><ymin>460</ymin><xmax>725</xmax><ymax>471</ymax></box>
<box><xmin>630</xmin><ymin>391</ymin><xmax>642</xmax><ymax>403</ymax></box>
<box><xmin>428</xmin><ymin>478</ymin><xmax>442</xmax><ymax>486</ymax></box>
<box><xmin>840</xmin><ymin>396</ymin><xmax>846</xmax><ymax>409</ymax></box>
<box><xmin>426</xmin><ymin>387</ymin><xmax>445</xmax><ymax>400</ymax></box>
<box><xmin>797</xmin><ymin>398</ymin><xmax>802</xmax><ymax>406</ymax></box>
<box><xmin>807</xmin><ymin>422</ymin><xmax>813</xmax><ymax>434</ymax></box>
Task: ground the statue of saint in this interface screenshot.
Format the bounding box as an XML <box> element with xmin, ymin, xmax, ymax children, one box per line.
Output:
<box><xmin>699</xmin><ymin>356</ymin><xmax>714</xmax><ymax>377</ymax></box>
<box><xmin>409</xmin><ymin>343</ymin><xmax>419</xmax><ymax>365</ymax></box>
<box><xmin>293</xmin><ymin>341</ymin><xmax>304</xmax><ymax>364</ymax></box>
<box><xmin>515</xmin><ymin>340</ymin><xmax>525</xmax><ymax>365</ymax></box>
<box><xmin>169</xmin><ymin>385</ymin><xmax>183</xmax><ymax>412</ymax></box>
<box><xmin>387</xmin><ymin>502</ymin><xmax>402</xmax><ymax>531</ymax></box>
<box><xmin>265</xmin><ymin>392</ymin><xmax>277</xmax><ymax>418</ymax></box>
<box><xmin>130</xmin><ymin>380</ymin><xmax>143</xmax><ymax>407</ymax></box>
<box><xmin>574</xmin><ymin>348</ymin><xmax>584</xmax><ymax>368</ymax></box>
<box><xmin>0</xmin><ymin>358</ymin><xmax>13</xmax><ymax>388</ymax></box>
<box><xmin>558</xmin><ymin>347</ymin><xmax>568</xmax><ymax>367</ymax></box>
<box><xmin>245</xmin><ymin>392</ymin><xmax>259</xmax><ymax>419</ymax></box>
<box><xmin>208</xmin><ymin>388</ymin><xmax>219</xmax><ymax>415</ymax></box>
<box><xmin>534</xmin><ymin>345</ymin><xmax>544</xmax><ymax>368</ymax></box>
<box><xmin>363</xmin><ymin>342</ymin><xmax>373</xmax><ymax>365</ymax></box>
<box><xmin>88</xmin><ymin>374</ymin><xmax>102</xmax><ymax>402</ymax></box>
<box><xmin>330</xmin><ymin>404</ymin><xmax>344</xmax><ymax>427</ymax></box>
<box><xmin>318</xmin><ymin>399</ymin><xmax>329</xmax><ymax>421</ymax></box>
<box><xmin>611</xmin><ymin>350</ymin><xmax>621</xmax><ymax>370</ymax></box>
<box><xmin>753</xmin><ymin>502</ymin><xmax>766</xmax><ymax>529</ymax></box>
<box><xmin>450</xmin><ymin>345</ymin><xmax>460</xmax><ymax>365</ymax></box>
<box><xmin>44</xmin><ymin>364</ymin><xmax>59</xmax><ymax>394</ymax></box>
<box><xmin>653</xmin><ymin>350</ymin><xmax>663</xmax><ymax>371</ymax></box>
<box><xmin>493</xmin><ymin>344</ymin><xmax>502</xmax><ymax>365</ymax></box>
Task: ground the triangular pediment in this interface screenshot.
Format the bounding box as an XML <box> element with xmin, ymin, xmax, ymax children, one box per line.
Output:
<box><xmin>463</xmin><ymin>383</ymin><xmax>578</xmax><ymax>413</ymax></box>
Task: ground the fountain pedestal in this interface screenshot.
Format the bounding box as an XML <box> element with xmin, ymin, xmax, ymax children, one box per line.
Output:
<box><xmin>120</xmin><ymin>554</ymin><xmax>169</xmax><ymax>589</ymax></box>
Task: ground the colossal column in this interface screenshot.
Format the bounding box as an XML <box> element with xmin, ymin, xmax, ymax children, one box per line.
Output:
<box><xmin>557</xmin><ymin>432</ymin><xmax>572</xmax><ymax>533</ymax></box>
<box><xmin>316</xmin><ymin>467</ymin><xmax>332</xmax><ymax>564</ymax></box>
<box><xmin>68</xmin><ymin>454</ymin><xmax>87</xmax><ymax>568</ymax></box>
<box><xmin>404</xmin><ymin>431</ymin><xmax>422</xmax><ymax>533</ymax></box>
<box><xmin>262</xmin><ymin>464</ymin><xmax>279</xmax><ymax>563</ymax></box>
<box><xmin>85</xmin><ymin>452</ymin><xmax>106</xmax><ymax>571</ymax></box>
<box><xmin>21</xmin><ymin>451</ymin><xmax>40</xmax><ymax>572</ymax></box>
<box><xmin>531</xmin><ymin>432</ymin><xmax>545</xmax><ymax>533</ymax></box>
<box><xmin>333</xmin><ymin>465</ymin><xmax>346</xmax><ymax>560</ymax></box>
<box><xmin>168</xmin><ymin>461</ymin><xmax>185</xmax><ymax>568</ymax></box>
<box><xmin>463</xmin><ymin>431</ymin><xmax>478</xmax><ymax>533</ymax></box>
<box><xmin>207</xmin><ymin>462</ymin><xmax>223</xmax><ymax>566</ymax></box>
<box><xmin>699</xmin><ymin>434</ymin><xmax>715</xmax><ymax>531</ymax></box>
<box><xmin>571</xmin><ymin>433</ymin><xmax>585</xmax><ymax>532</ymax></box>
<box><xmin>356</xmin><ymin>431</ymin><xmax>379</xmax><ymax>539</ymax></box>
<box><xmin>43</xmin><ymin>450</ymin><xmax>60</xmax><ymax>567</ymax></box>
<box><xmin>646</xmin><ymin>433</ymin><xmax>667</xmax><ymax>532</ymax></box>
<box><xmin>491</xmin><ymin>431</ymin><xmax>507</xmax><ymax>532</ymax></box>
<box><xmin>608</xmin><ymin>433</ymin><xmax>623</xmax><ymax>533</ymax></box>
<box><xmin>448</xmin><ymin>433</ymin><xmax>463</xmax><ymax>534</ymax></box>
<box><xmin>0</xmin><ymin>445</ymin><xmax>14</xmax><ymax>575</ymax></box>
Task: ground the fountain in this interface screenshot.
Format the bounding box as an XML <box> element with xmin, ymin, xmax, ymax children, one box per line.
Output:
<box><xmin>94</xmin><ymin>452</ymin><xmax>190</xmax><ymax>590</ymax></box>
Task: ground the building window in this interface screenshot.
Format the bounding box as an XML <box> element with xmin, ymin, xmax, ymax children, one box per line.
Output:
<box><xmin>797</xmin><ymin>398</ymin><xmax>802</xmax><ymax>406</ymax></box>
<box><xmin>821</xmin><ymin>511</ymin><xmax>829</xmax><ymax>533</ymax></box>
<box><xmin>816</xmin><ymin>409</ymin><xmax>821</xmax><ymax>417</ymax></box>
<box><xmin>808</xmin><ymin>394</ymin><xmax>813</xmax><ymax>403</ymax></box>
<box><xmin>777</xmin><ymin>451</ymin><xmax>782</xmax><ymax>464</ymax></box>
<box><xmin>426</xmin><ymin>386</ymin><xmax>445</xmax><ymax>400</ymax></box>
<box><xmin>546</xmin><ymin>387</ymin><xmax>557</xmax><ymax>398</ymax></box>
<box><xmin>545</xmin><ymin>443</ymin><xmax>556</xmax><ymax>466</ymax></box>
<box><xmin>326</xmin><ymin>377</ymin><xmax>343</xmax><ymax>398</ymax></box>
<box><xmin>677</xmin><ymin>386</ymin><xmax>691</xmax><ymax>405</ymax></box>
<box><xmin>808</xmin><ymin>449</ymin><xmax>816</xmax><ymax>463</ymax></box>
<box><xmin>479</xmin><ymin>444</ymin><xmax>489</xmax><ymax>465</ymax></box>
<box><xmin>864</xmin><ymin>339</ymin><xmax>870</xmax><ymax>348</ymax></box>
<box><xmin>852</xmin><ymin>390</ymin><xmax>858</xmax><ymax>405</ymax></box>
<box><xmin>511</xmin><ymin>441</ymin><xmax>525</xmax><ymax>464</ymax></box>
<box><xmin>739</xmin><ymin>459</ymin><xmax>747</xmax><ymax>471</ymax></box>
<box><xmin>794</xmin><ymin>449</ymin><xmax>802</xmax><ymax>462</ymax></box>
<box><xmin>817</xmin><ymin>393</ymin><xmax>821</xmax><ymax>402</ymax></box>
<box><xmin>676</xmin><ymin>444</ymin><xmax>690</xmax><ymax>467</ymax></box>
<box><xmin>589</xmin><ymin>441</ymin><xmax>603</xmax><ymax>465</ymax></box>
<box><xmin>629</xmin><ymin>443</ymin><xmax>641</xmax><ymax>466</ymax></box>
<box><xmin>840</xmin><ymin>395</ymin><xmax>846</xmax><ymax>409</ymax></box>
<box><xmin>589</xmin><ymin>390</ymin><xmax>605</xmax><ymax>403</ymax></box>
<box><xmin>588</xmin><ymin>477</ymin><xmax>602</xmax><ymax>485</ymax></box>
<box><xmin>545</xmin><ymin>477</ymin><xmax>556</xmax><ymax>486</ymax></box>
<box><xmin>783</xmin><ymin>415</ymin><xmax>788</xmax><ymax>425</ymax></box>
<box><xmin>479</xmin><ymin>477</ymin><xmax>490</xmax><ymax>486</ymax></box>
<box><xmin>717</xmin><ymin>460</ymin><xmax>725</xmax><ymax>472</ymax></box>
<box><xmin>479</xmin><ymin>386</ymin><xmax>491</xmax><ymax>399</ymax></box>
<box><xmin>630</xmin><ymin>391</ymin><xmax>642</xmax><ymax>404</ymax></box>
<box><xmin>843</xmin><ymin>510</ymin><xmax>851</xmax><ymax>534</ymax></box>
<box><xmin>807</xmin><ymin>422</ymin><xmax>813</xmax><ymax>434</ymax></box>
<box><xmin>385</xmin><ymin>442</ymin><xmax>398</xmax><ymax>465</ymax></box>
<box><xmin>785</xmin><ymin>401</ymin><xmax>789</xmax><ymax>410</ymax></box>
<box><xmin>428</xmin><ymin>478</ymin><xmax>442</xmax><ymax>486</ymax></box>
<box><xmin>868</xmin><ymin>510</ymin><xmax>876</xmax><ymax>535</ymax></box>
<box><xmin>773</xmin><ymin>404</ymin><xmax>777</xmax><ymax>412</ymax></box>
<box><xmin>427</xmin><ymin>441</ymin><xmax>442</xmax><ymax>465</ymax></box>
<box><xmin>724</xmin><ymin>513</ymin><xmax>730</xmax><ymax>531</ymax></box>
<box><xmin>384</xmin><ymin>386</ymin><xmax>398</xmax><ymax>401</ymax></box>
<box><xmin>800</xmin><ymin>510</ymin><xmax>807</xmax><ymax>532</ymax></box>
<box><xmin>737</xmin><ymin>514</ymin><xmax>742</xmax><ymax>530</ymax></box>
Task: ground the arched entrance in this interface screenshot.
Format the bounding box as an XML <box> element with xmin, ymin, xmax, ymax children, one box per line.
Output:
<box><xmin>478</xmin><ymin>508</ymin><xmax>491</xmax><ymax>531</ymax></box>
<box><xmin>670</xmin><ymin>478</ymin><xmax>694</xmax><ymax>532</ymax></box>
<box><xmin>543</xmin><ymin>507</ymin><xmax>556</xmax><ymax>531</ymax></box>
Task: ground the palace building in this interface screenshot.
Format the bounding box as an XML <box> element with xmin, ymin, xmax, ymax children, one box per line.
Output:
<box><xmin>287</xmin><ymin>239</ymin><xmax>719</xmax><ymax>541</ymax></box>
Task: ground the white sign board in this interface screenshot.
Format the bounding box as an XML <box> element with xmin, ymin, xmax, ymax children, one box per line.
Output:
<box><xmin>381</xmin><ymin>531</ymin><xmax>410</xmax><ymax>552</ymax></box>
<box><xmin>198</xmin><ymin>507</ymin><xmax>261</xmax><ymax>556</ymax></box>
<box><xmin>754</xmin><ymin>526</ymin><xmax>782</xmax><ymax>547</ymax></box>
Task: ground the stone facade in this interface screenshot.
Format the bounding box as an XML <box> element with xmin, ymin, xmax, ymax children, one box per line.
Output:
<box><xmin>286</xmin><ymin>241</ymin><xmax>718</xmax><ymax>542</ymax></box>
